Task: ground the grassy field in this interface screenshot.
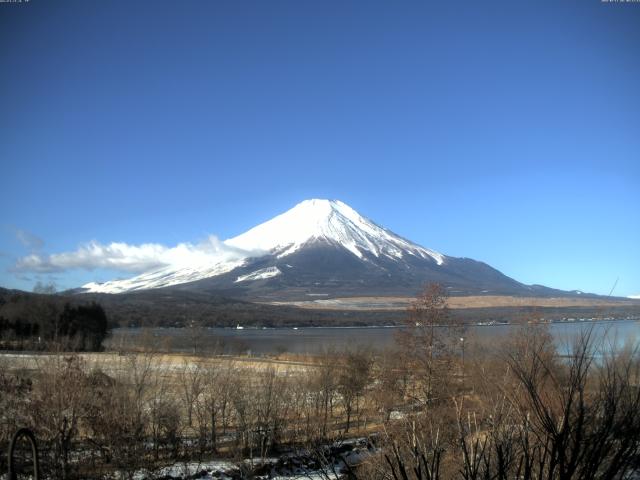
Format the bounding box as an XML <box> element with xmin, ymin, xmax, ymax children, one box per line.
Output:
<box><xmin>267</xmin><ymin>294</ymin><xmax>640</xmax><ymax>310</ymax></box>
<box><xmin>0</xmin><ymin>350</ymin><xmax>317</xmax><ymax>376</ymax></box>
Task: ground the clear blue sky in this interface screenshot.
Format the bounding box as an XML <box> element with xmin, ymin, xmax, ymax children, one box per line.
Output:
<box><xmin>1</xmin><ymin>0</ymin><xmax>638</xmax><ymax>296</ymax></box>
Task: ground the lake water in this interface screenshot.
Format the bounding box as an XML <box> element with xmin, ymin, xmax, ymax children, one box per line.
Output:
<box><xmin>107</xmin><ymin>319</ymin><xmax>640</xmax><ymax>356</ymax></box>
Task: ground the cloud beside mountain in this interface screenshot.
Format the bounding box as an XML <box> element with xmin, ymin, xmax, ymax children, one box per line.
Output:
<box><xmin>13</xmin><ymin>236</ymin><xmax>260</xmax><ymax>274</ymax></box>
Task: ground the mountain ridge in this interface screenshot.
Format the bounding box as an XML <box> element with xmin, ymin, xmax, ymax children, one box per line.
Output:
<box><xmin>80</xmin><ymin>199</ymin><xmax>594</xmax><ymax>300</ymax></box>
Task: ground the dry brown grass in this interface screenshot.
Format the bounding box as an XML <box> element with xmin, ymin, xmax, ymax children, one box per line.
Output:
<box><xmin>0</xmin><ymin>351</ymin><xmax>317</xmax><ymax>377</ymax></box>
<box><xmin>268</xmin><ymin>295</ymin><xmax>640</xmax><ymax>310</ymax></box>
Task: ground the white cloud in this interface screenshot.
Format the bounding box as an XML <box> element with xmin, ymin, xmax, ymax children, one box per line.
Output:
<box><xmin>13</xmin><ymin>236</ymin><xmax>262</xmax><ymax>274</ymax></box>
<box><xmin>12</xmin><ymin>228</ymin><xmax>44</xmax><ymax>251</ymax></box>
<box><xmin>629</xmin><ymin>294</ymin><xmax>640</xmax><ymax>300</ymax></box>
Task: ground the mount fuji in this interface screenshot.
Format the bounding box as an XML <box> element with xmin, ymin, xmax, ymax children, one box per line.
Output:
<box><xmin>80</xmin><ymin>199</ymin><xmax>570</xmax><ymax>299</ymax></box>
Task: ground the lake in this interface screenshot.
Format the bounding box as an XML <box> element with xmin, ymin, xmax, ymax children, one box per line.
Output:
<box><xmin>106</xmin><ymin>319</ymin><xmax>640</xmax><ymax>356</ymax></box>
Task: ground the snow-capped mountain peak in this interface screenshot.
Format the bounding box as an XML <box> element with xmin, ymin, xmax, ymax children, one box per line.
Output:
<box><xmin>81</xmin><ymin>199</ymin><xmax>445</xmax><ymax>293</ymax></box>
<box><xmin>225</xmin><ymin>199</ymin><xmax>445</xmax><ymax>264</ymax></box>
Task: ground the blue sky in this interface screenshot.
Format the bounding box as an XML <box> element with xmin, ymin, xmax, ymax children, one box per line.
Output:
<box><xmin>1</xmin><ymin>0</ymin><xmax>639</xmax><ymax>296</ymax></box>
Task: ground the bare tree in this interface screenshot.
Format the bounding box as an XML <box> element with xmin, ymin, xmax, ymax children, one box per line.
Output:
<box><xmin>447</xmin><ymin>326</ymin><xmax>640</xmax><ymax>480</ymax></box>
<box><xmin>396</xmin><ymin>283</ymin><xmax>458</xmax><ymax>405</ymax></box>
<box><xmin>254</xmin><ymin>366</ymin><xmax>289</xmax><ymax>460</ymax></box>
<box><xmin>33</xmin><ymin>281</ymin><xmax>57</xmax><ymax>294</ymax></box>
<box><xmin>312</xmin><ymin>347</ymin><xmax>339</xmax><ymax>439</ymax></box>
<box><xmin>179</xmin><ymin>359</ymin><xmax>202</xmax><ymax>428</ymax></box>
<box><xmin>337</xmin><ymin>347</ymin><xmax>372</xmax><ymax>433</ymax></box>
<box><xmin>373</xmin><ymin>348</ymin><xmax>410</xmax><ymax>423</ymax></box>
<box><xmin>30</xmin><ymin>355</ymin><xmax>86</xmax><ymax>480</ymax></box>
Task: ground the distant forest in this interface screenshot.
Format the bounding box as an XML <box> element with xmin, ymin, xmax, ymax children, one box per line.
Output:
<box><xmin>77</xmin><ymin>288</ymin><xmax>640</xmax><ymax>328</ymax></box>
<box><xmin>0</xmin><ymin>290</ymin><xmax>111</xmax><ymax>351</ymax></box>
<box><xmin>1</xmin><ymin>287</ymin><xmax>639</xmax><ymax>346</ymax></box>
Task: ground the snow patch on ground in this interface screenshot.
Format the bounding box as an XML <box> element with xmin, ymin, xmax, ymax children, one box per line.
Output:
<box><xmin>118</xmin><ymin>438</ymin><xmax>375</xmax><ymax>479</ymax></box>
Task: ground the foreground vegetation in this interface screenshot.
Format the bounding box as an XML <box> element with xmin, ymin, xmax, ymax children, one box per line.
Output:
<box><xmin>2</xmin><ymin>285</ymin><xmax>640</xmax><ymax>479</ymax></box>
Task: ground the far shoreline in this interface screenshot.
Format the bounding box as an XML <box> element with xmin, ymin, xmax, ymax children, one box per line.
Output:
<box><xmin>114</xmin><ymin>315</ymin><xmax>640</xmax><ymax>332</ymax></box>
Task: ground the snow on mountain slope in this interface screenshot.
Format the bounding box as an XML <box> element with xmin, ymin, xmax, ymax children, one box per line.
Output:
<box><xmin>82</xmin><ymin>199</ymin><xmax>444</xmax><ymax>294</ymax></box>
<box><xmin>225</xmin><ymin>199</ymin><xmax>445</xmax><ymax>264</ymax></box>
<box><xmin>83</xmin><ymin>258</ymin><xmax>245</xmax><ymax>293</ymax></box>
<box><xmin>235</xmin><ymin>266</ymin><xmax>282</xmax><ymax>283</ymax></box>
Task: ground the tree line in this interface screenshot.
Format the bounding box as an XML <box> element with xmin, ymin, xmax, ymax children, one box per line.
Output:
<box><xmin>0</xmin><ymin>292</ymin><xmax>110</xmax><ymax>351</ymax></box>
